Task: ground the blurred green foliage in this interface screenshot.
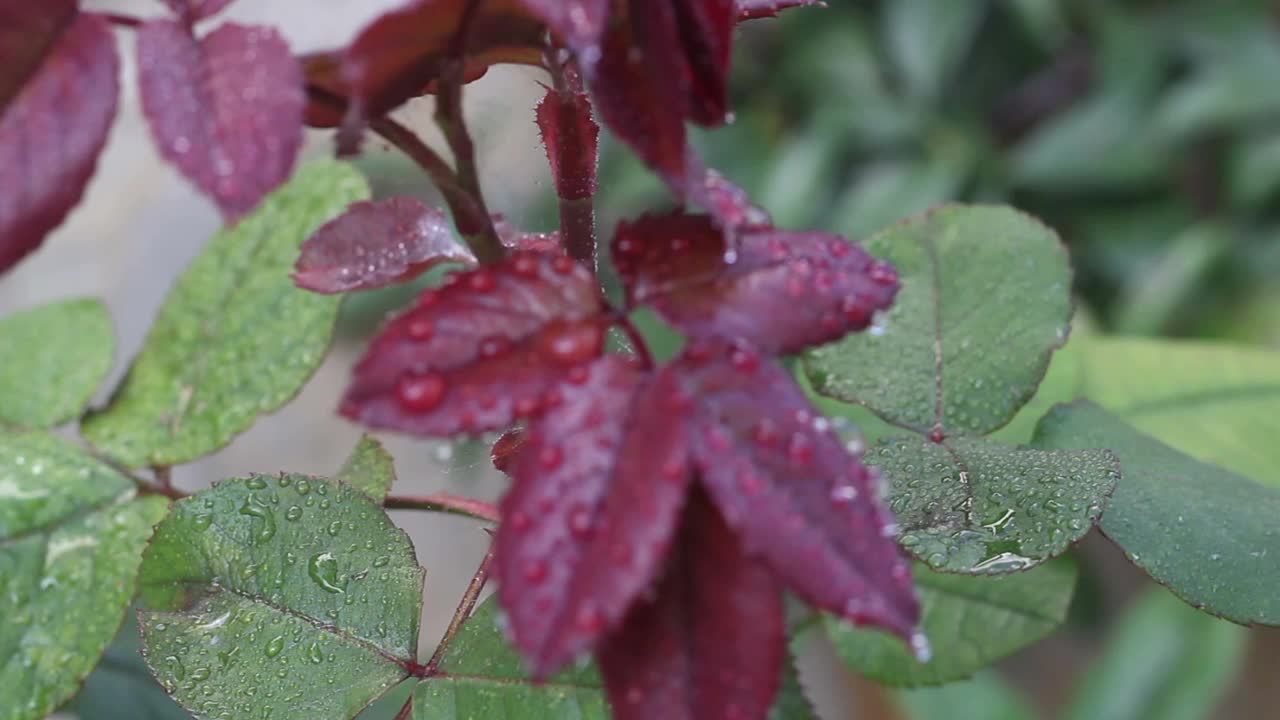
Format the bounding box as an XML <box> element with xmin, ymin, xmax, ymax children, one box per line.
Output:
<box><xmin>600</xmin><ymin>0</ymin><xmax>1280</xmax><ymax>344</ymax></box>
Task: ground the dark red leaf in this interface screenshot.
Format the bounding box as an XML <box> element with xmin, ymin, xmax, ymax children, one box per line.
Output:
<box><xmin>293</xmin><ymin>196</ymin><xmax>476</xmax><ymax>294</ymax></box>
<box><xmin>160</xmin><ymin>0</ymin><xmax>237</xmax><ymax>22</ymax></box>
<box><xmin>137</xmin><ymin>20</ymin><xmax>302</xmax><ymax>217</ymax></box>
<box><xmin>341</xmin><ymin>252</ymin><xmax>606</xmax><ymax>436</ymax></box>
<box><xmin>0</xmin><ymin>13</ymin><xmax>118</xmax><ymax>274</ymax></box>
<box><xmin>0</xmin><ymin>0</ymin><xmax>77</xmax><ymax>110</ymax></box>
<box><xmin>515</xmin><ymin>0</ymin><xmax>610</xmax><ymax>49</ymax></box>
<box><xmin>496</xmin><ymin>356</ymin><xmax>694</xmax><ymax>677</ymax></box>
<box><xmin>321</xmin><ymin>0</ymin><xmax>545</xmax><ymax>133</ymax></box>
<box><xmin>491</xmin><ymin>428</ymin><xmax>526</xmax><ymax>474</ymax></box>
<box><xmin>536</xmin><ymin>86</ymin><xmax>599</xmax><ymax>201</ymax></box>
<box><xmin>670</xmin><ymin>0</ymin><xmax>736</xmax><ymax>126</ymax></box>
<box><xmin>736</xmin><ymin>0</ymin><xmax>825</xmax><ymax>21</ymax></box>
<box><xmin>588</xmin><ymin>0</ymin><xmax>691</xmax><ymax>195</ymax></box>
<box><xmin>599</xmin><ymin>490</ymin><xmax>784</xmax><ymax>720</ymax></box>
<box><xmin>672</xmin><ymin>338</ymin><xmax>921</xmax><ymax>645</ymax></box>
<box><xmin>614</xmin><ymin>212</ymin><xmax>900</xmax><ymax>355</ymax></box>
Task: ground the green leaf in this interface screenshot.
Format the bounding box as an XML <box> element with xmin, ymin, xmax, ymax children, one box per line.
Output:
<box><xmin>805</xmin><ymin>205</ymin><xmax>1072</xmax><ymax>437</ymax></box>
<box><xmin>136</xmin><ymin>474</ymin><xmax>424</xmax><ymax>719</ymax></box>
<box><xmin>1063</xmin><ymin>589</ymin><xmax>1246</xmax><ymax>720</ymax></box>
<box><xmin>868</xmin><ymin>436</ymin><xmax>1117</xmax><ymax>573</ymax></box>
<box><xmin>882</xmin><ymin>0</ymin><xmax>985</xmax><ymax>107</ymax></box>
<box><xmin>1080</xmin><ymin>337</ymin><xmax>1280</xmax><ymax>488</ymax></box>
<box><xmin>770</xmin><ymin>646</ymin><xmax>818</xmax><ymax>720</ymax></box>
<box><xmin>825</xmin><ymin>557</ymin><xmax>1076</xmax><ymax>686</ymax></box>
<box><xmin>337</xmin><ymin>435</ymin><xmax>396</xmax><ymax>503</ymax></box>
<box><xmin>989</xmin><ymin>311</ymin><xmax>1091</xmax><ymax>445</ymax></box>
<box><xmin>828</xmin><ymin>160</ymin><xmax>969</xmax><ymax>241</ymax></box>
<box><xmin>1033</xmin><ymin>402</ymin><xmax>1280</xmax><ymax>626</ymax></box>
<box><xmin>71</xmin><ymin>612</ymin><xmax>188</xmax><ymax>720</ymax></box>
<box><xmin>0</xmin><ymin>299</ymin><xmax>113</xmax><ymax>430</ymax></box>
<box><xmin>414</xmin><ymin>596</ymin><xmax>607</xmax><ymax>719</ymax></box>
<box><xmin>0</xmin><ymin>433</ymin><xmax>169</xmax><ymax>720</ymax></box>
<box><xmin>896</xmin><ymin>672</ymin><xmax>1037</xmax><ymax>720</ymax></box>
<box><xmin>82</xmin><ymin>161</ymin><xmax>370</xmax><ymax>468</ymax></box>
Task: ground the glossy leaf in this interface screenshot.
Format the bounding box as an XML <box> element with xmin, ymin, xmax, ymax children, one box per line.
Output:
<box><xmin>614</xmin><ymin>213</ymin><xmax>900</xmax><ymax>355</ymax></box>
<box><xmin>0</xmin><ymin>433</ymin><xmax>169</xmax><ymax>720</ymax></box>
<box><xmin>1033</xmin><ymin>402</ymin><xmax>1280</xmax><ymax>625</ymax></box>
<box><xmin>496</xmin><ymin>356</ymin><xmax>692</xmax><ymax>676</ymax></box>
<box><xmin>336</xmin><ymin>435</ymin><xmax>396</xmax><ymax>503</ymax></box>
<box><xmin>673</xmin><ymin>339</ymin><xmax>921</xmax><ymax>646</ymax></box>
<box><xmin>826</xmin><ymin>557</ymin><xmax>1076</xmax><ymax>686</ymax></box>
<box><xmin>598</xmin><ymin>492</ymin><xmax>784</xmax><ymax>720</ymax></box>
<box><xmin>341</xmin><ymin>252</ymin><xmax>606</xmax><ymax>438</ymax></box>
<box><xmin>82</xmin><ymin>161</ymin><xmax>368</xmax><ymax>468</ymax></box>
<box><xmin>414</xmin><ymin>596</ymin><xmax>607</xmax><ymax>718</ymax></box>
<box><xmin>0</xmin><ymin>12</ymin><xmax>118</xmax><ymax>274</ymax></box>
<box><xmin>71</xmin><ymin>613</ymin><xmax>188</xmax><ymax>720</ymax></box>
<box><xmin>0</xmin><ymin>299</ymin><xmax>113</xmax><ymax>429</ymax></box>
<box><xmin>867</xmin><ymin>436</ymin><xmax>1117</xmax><ymax>574</ymax></box>
<box><xmin>1080</xmin><ymin>337</ymin><xmax>1280</xmax><ymax>489</ymax></box>
<box><xmin>896</xmin><ymin>673</ymin><xmax>1037</xmax><ymax>720</ymax></box>
<box><xmin>137</xmin><ymin>20</ymin><xmax>303</xmax><ymax>217</ymax></box>
<box><xmin>805</xmin><ymin>205</ymin><xmax>1072</xmax><ymax>438</ymax></box>
<box><xmin>988</xmin><ymin>312</ymin><xmax>1090</xmax><ymax>445</ymax></box>
<box><xmin>137</xmin><ymin>475</ymin><xmax>424</xmax><ymax>719</ymax></box>
<box><xmin>0</xmin><ymin>0</ymin><xmax>77</xmax><ymax>109</ymax></box>
<box><xmin>293</xmin><ymin>196</ymin><xmax>475</xmax><ymax>294</ymax></box>
<box><xmin>1063</xmin><ymin>589</ymin><xmax>1246</xmax><ymax>720</ymax></box>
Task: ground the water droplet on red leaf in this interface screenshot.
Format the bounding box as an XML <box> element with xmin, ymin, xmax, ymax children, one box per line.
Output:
<box><xmin>395</xmin><ymin>372</ymin><xmax>447</xmax><ymax>413</ymax></box>
<box><xmin>538</xmin><ymin>320</ymin><xmax>605</xmax><ymax>365</ymax></box>
<box><xmin>576</xmin><ymin>605</ymin><xmax>603</xmax><ymax>633</ymax></box>
<box><xmin>406</xmin><ymin>317</ymin><xmax>435</xmax><ymax>341</ymax></box>
<box><xmin>467</xmin><ymin>269</ymin><xmax>497</xmax><ymax>291</ymax></box>
<box><xmin>524</xmin><ymin>559</ymin><xmax>548</xmax><ymax>584</ymax></box>
<box><xmin>538</xmin><ymin>444</ymin><xmax>564</xmax><ymax>470</ymax></box>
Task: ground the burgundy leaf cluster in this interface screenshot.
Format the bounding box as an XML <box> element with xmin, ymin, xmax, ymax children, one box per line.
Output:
<box><xmin>340</xmin><ymin>207</ymin><xmax>921</xmax><ymax>717</ymax></box>
<box><xmin>0</xmin><ymin>0</ymin><xmax>301</xmax><ymax>274</ymax></box>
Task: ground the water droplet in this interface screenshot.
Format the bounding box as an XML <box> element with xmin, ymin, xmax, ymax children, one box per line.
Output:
<box><xmin>308</xmin><ymin>642</ymin><xmax>324</xmax><ymax>664</ymax></box>
<box><xmin>524</xmin><ymin>559</ymin><xmax>548</xmax><ymax>583</ymax></box>
<box><xmin>285</xmin><ymin>506</ymin><xmax>303</xmax><ymax>521</ymax></box>
<box><xmin>264</xmin><ymin>636</ymin><xmax>284</xmax><ymax>658</ymax></box>
<box><xmin>192</xmin><ymin>513</ymin><xmax>213</xmax><ymax>531</ymax></box>
<box><xmin>467</xmin><ymin>269</ymin><xmax>497</xmax><ymax>292</ymax></box>
<box><xmin>238</xmin><ymin>494</ymin><xmax>277</xmax><ymax>543</ymax></box>
<box><xmin>246</xmin><ymin>477</ymin><xmax>268</xmax><ymax>490</ymax></box>
<box><xmin>576</xmin><ymin>605</ymin><xmax>603</xmax><ymax>633</ymax></box>
<box><xmin>538</xmin><ymin>320</ymin><xmax>605</xmax><ymax>365</ymax></box>
<box><xmin>308</xmin><ymin>553</ymin><xmax>346</xmax><ymax>593</ymax></box>
<box><xmin>396</xmin><ymin>372</ymin><xmax>448</xmax><ymax>413</ymax></box>
<box><xmin>406</xmin><ymin>317</ymin><xmax>435</xmax><ymax>341</ymax></box>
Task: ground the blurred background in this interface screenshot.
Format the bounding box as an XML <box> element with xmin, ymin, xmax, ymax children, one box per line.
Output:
<box><xmin>3</xmin><ymin>0</ymin><xmax>1278</xmax><ymax>718</ymax></box>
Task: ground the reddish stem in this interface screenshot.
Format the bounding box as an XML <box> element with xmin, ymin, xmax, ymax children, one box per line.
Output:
<box><xmin>423</xmin><ymin>544</ymin><xmax>496</xmax><ymax>675</ymax></box>
<box><xmin>433</xmin><ymin>0</ymin><xmax>505</xmax><ymax>264</ymax></box>
<box><xmin>385</xmin><ymin>493</ymin><xmax>500</xmax><ymax>523</ymax></box>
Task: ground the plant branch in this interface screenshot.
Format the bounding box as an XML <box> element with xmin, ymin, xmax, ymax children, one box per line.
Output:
<box><xmin>434</xmin><ymin>0</ymin><xmax>505</xmax><ymax>264</ymax></box>
<box><xmin>393</xmin><ymin>699</ymin><xmax>413</xmax><ymax>720</ymax></box>
<box><xmin>385</xmin><ymin>493</ymin><xmax>500</xmax><ymax>523</ymax></box>
<box><xmin>423</xmin><ymin>543</ymin><xmax>496</xmax><ymax>675</ymax></box>
<box><xmin>306</xmin><ymin>87</ymin><xmax>501</xmax><ymax>264</ymax></box>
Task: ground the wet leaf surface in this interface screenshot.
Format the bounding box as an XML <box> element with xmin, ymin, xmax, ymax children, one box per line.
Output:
<box><xmin>1033</xmin><ymin>402</ymin><xmax>1280</xmax><ymax>626</ymax></box>
<box><xmin>805</xmin><ymin>205</ymin><xmax>1072</xmax><ymax>438</ymax></box>
<box><xmin>0</xmin><ymin>299</ymin><xmax>113</xmax><ymax>430</ymax></box>
<box><xmin>0</xmin><ymin>433</ymin><xmax>168</xmax><ymax>720</ymax></box>
<box><xmin>867</xmin><ymin>436</ymin><xmax>1117</xmax><ymax>574</ymax></box>
<box><xmin>137</xmin><ymin>475</ymin><xmax>424</xmax><ymax>719</ymax></box>
<box><xmin>82</xmin><ymin>162</ymin><xmax>368</xmax><ymax>468</ymax></box>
